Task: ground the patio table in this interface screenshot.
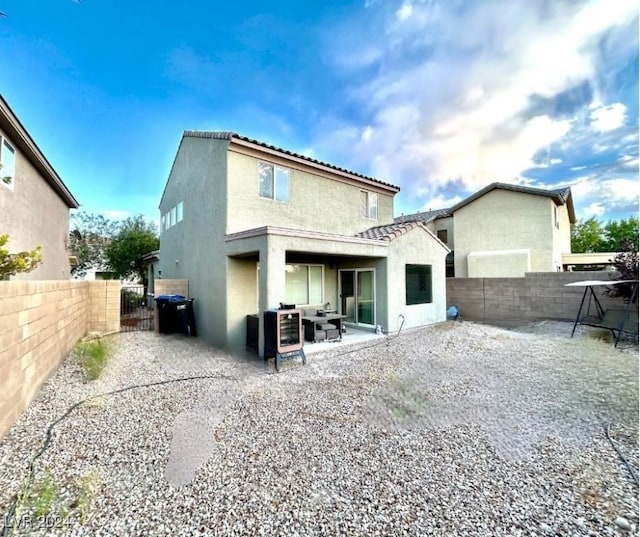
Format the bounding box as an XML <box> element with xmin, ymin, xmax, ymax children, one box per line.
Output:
<box><xmin>302</xmin><ymin>313</ymin><xmax>346</xmax><ymax>343</ymax></box>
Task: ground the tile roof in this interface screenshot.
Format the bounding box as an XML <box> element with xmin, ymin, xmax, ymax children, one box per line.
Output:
<box><xmin>394</xmin><ymin>208</ymin><xmax>452</xmax><ymax>224</ymax></box>
<box><xmin>182</xmin><ymin>130</ymin><xmax>399</xmax><ymax>191</ymax></box>
<box><xmin>355</xmin><ymin>221</ymin><xmax>431</xmax><ymax>241</ymax></box>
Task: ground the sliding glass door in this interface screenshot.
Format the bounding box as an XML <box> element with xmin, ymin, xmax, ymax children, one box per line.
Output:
<box><xmin>339</xmin><ymin>269</ymin><xmax>375</xmax><ymax>326</ymax></box>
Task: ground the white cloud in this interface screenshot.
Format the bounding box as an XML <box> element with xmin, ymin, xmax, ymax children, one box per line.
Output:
<box><xmin>101</xmin><ymin>210</ymin><xmax>131</xmax><ymax>220</ymax></box>
<box><xmin>418</xmin><ymin>193</ymin><xmax>462</xmax><ymax>212</ymax></box>
<box><xmin>589</xmin><ymin>103</ymin><xmax>627</xmax><ymax>132</ymax></box>
<box><xmin>570</xmin><ymin>176</ymin><xmax>639</xmax><ymax>221</ymax></box>
<box><xmin>396</xmin><ymin>3</ymin><xmax>413</xmax><ymax>21</ymax></box>
<box><xmin>583</xmin><ymin>202</ymin><xmax>606</xmax><ymax>218</ymax></box>
<box><xmin>318</xmin><ymin>0</ymin><xmax>638</xmax><ymax>213</ymax></box>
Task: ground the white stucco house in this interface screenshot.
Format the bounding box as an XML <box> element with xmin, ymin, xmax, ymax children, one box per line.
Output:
<box><xmin>396</xmin><ymin>182</ymin><xmax>576</xmax><ymax>278</ymax></box>
<box><xmin>158</xmin><ymin>131</ymin><xmax>449</xmax><ymax>354</ymax></box>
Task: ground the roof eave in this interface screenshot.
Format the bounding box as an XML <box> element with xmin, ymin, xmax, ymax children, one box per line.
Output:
<box><xmin>0</xmin><ymin>95</ymin><xmax>79</xmax><ymax>208</ymax></box>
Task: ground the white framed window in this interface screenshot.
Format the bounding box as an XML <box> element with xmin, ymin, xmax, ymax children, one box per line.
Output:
<box><xmin>161</xmin><ymin>214</ymin><xmax>166</xmax><ymax>233</ymax></box>
<box><xmin>1</xmin><ymin>137</ymin><xmax>16</xmax><ymax>191</ymax></box>
<box><xmin>170</xmin><ymin>206</ymin><xmax>176</xmax><ymax>227</ymax></box>
<box><xmin>177</xmin><ymin>201</ymin><xmax>184</xmax><ymax>222</ymax></box>
<box><xmin>360</xmin><ymin>191</ymin><xmax>378</xmax><ymax>219</ymax></box>
<box><xmin>285</xmin><ymin>264</ymin><xmax>323</xmax><ymax>305</ymax></box>
<box><xmin>259</xmin><ymin>162</ymin><xmax>289</xmax><ymax>202</ymax></box>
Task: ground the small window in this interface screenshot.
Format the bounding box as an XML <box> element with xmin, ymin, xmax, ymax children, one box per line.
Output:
<box><xmin>436</xmin><ymin>229</ymin><xmax>448</xmax><ymax>244</ymax></box>
<box><xmin>259</xmin><ymin>162</ymin><xmax>289</xmax><ymax>202</ymax></box>
<box><xmin>360</xmin><ymin>191</ymin><xmax>378</xmax><ymax>219</ymax></box>
<box><xmin>406</xmin><ymin>264</ymin><xmax>432</xmax><ymax>305</ymax></box>
<box><xmin>554</xmin><ymin>206</ymin><xmax>559</xmax><ymax>229</ymax></box>
<box><xmin>170</xmin><ymin>207</ymin><xmax>176</xmax><ymax>227</ymax></box>
<box><xmin>177</xmin><ymin>201</ymin><xmax>184</xmax><ymax>222</ymax></box>
<box><xmin>161</xmin><ymin>214</ymin><xmax>166</xmax><ymax>233</ymax></box>
<box><xmin>1</xmin><ymin>138</ymin><xmax>15</xmax><ymax>190</ymax></box>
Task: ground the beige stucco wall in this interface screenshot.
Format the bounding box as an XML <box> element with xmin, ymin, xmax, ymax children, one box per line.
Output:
<box><xmin>468</xmin><ymin>249</ymin><xmax>531</xmax><ymax>278</ymax></box>
<box><xmin>0</xmin><ymin>129</ymin><xmax>71</xmax><ymax>280</ymax></box>
<box><xmin>0</xmin><ymin>280</ymin><xmax>120</xmax><ymax>439</ymax></box>
<box><xmin>385</xmin><ymin>228</ymin><xmax>448</xmax><ymax>332</ymax></box>
<box><xmin>226</xmin><ymin>150</ymin><xmax>395</xmax><ymax>236</ymax></box>
<box><xmin>454</xmin><ymin>190</ymin><xmax>561</xmax><ymax>278</ymax></box>
<box><xmin>553</xmin><ymin>202</ymin><xmax>572</xmax><ymax>269</ymax></box>
<box><xmin>427</xmin><ymin>216</ymin><xmax>454</xmax><ymax>250</ymax></box>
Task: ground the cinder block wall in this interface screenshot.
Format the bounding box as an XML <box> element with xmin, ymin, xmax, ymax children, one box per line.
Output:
<box><xmin>153</xmin><ymin>280</ymin><xmax>189</xmax><ymax>333</ymax></box>
<box><xmin>155</xmin><ymin>279</ymin><xmax>189</xmax><ymax>297</ymax></box>
<box><xmin>0</xmin><ymin>280</ymin><xmax>120</xmax><ymax>439</ymax></box>
<box><xmin>88</xmin><ymin>281</ymin><xmax>121</xmax><ymax>334</ymax></box>
<box><xmin>446</xmin><ymin>271</ymin><xmax>630</xmax><ymax>326</ymax></box>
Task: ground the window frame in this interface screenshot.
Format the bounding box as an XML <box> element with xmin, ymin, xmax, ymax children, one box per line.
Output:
<box><xmin>360</xmin><ymin>190</ymin><xmax>378</xmax><ymax>220</ymax></box>
<box><xmin>285</xmin><ymin>263</ymin><xmax>324</xmax><ymax>306</ymax></box>
<box><xmin>258</xmin><ymin>161</ymin><xmax>290</xmax><ymax>203</ymax></box>
<box><xmin>405</xmin><ymin>264</ymin><xmax>433</xmax><ymax>305</ymax></box>
<box><xmin>1</xmin><ymin>137</ymin><xmax>16</xmax><ymax>191</ymax></box>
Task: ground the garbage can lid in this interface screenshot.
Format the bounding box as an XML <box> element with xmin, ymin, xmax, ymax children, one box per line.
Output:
<box><xmin>156</xmin><ymin>294</ymin><xmax>185</xmax><ymax>301</ymax></box>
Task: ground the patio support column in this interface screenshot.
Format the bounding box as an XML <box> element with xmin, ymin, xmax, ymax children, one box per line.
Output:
<box><xmin>257</xmin><ymin>239</ymin><xmax>286</xmax><ymax>358</ymax></box>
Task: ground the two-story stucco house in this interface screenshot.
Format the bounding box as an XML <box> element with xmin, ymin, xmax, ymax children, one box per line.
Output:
<box><xmin>0</xmin><ymin>95</ymin><xmax>79</xmax><ymax>280</ymax></box>
<box><xmin>397</xmin><ymin>183</ymin><xmax>575</xmax><ymax>278</ymax></box>
<box><xmin>159</xmin><ymin>131</ymin><xmax>449</xmax><ymax>354</ymax></box>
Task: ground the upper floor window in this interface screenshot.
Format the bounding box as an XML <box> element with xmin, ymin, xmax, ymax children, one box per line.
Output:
<box><xmin>436</xmin><ymin>229</ymin><xmax>448</xmax><ymax>244</ymax></box>
<box><xmin>161</xmin><ymin>200</ymin><xmax>184</xmax><ymax>234</ymax></box>
<box><xmin>360</xmin><ymin>191</ymin><xmax>378</xmax><ymax>219</ymax></box>
<box><xmin>553</xmin><ymin>206</ymin><xmax>559</xmax><ymax>229</ymax></box>
<box><xmin>259</xmin><ymin>162</ymin><xmax>289</xmax><ymax>202</ymax></box>
<box><xmin>1</xmin><ymin>137</ymin><xmax>15</xmax><ymax>190</ymax></box>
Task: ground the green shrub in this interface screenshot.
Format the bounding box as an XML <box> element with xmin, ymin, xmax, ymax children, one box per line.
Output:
<box><xmin>76</xmin><ymin>338</ymin><xmax>110</xmax><ymax>380</ymax></box>
<box><xmin>28</xmin><ymin>469</ymin><xmax>58</xmax><ymax>518</ymax></box>
<box><xmin>120</xmin><ymin>288</ymin><xmax>144</xmax><ymax>310</ymax></box>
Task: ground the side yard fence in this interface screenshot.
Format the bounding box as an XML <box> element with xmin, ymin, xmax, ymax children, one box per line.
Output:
<box><xmin>0</xmin><ymin>280</ymin><xmax>120</xmax><ymax>439</ymax></box>
<box><xmin>446</xmin><ymin>271</ymin><xmax>628</xmax><ymax>326</ymax></box>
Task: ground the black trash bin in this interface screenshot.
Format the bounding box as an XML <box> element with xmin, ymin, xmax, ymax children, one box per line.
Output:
<box><xmin>155</xmin><ymin>295</ymin><xmax>196</xmax><ymax>336</ymax></box>
<box><xmin>155</xmin><ymin>294</ymin><xmax>184</xmax><ymax>334</ymax></box>
<box><xmin>174</xmin><ymin>297</ymin><xmax>197</xmax><ymax>336</ymax></box>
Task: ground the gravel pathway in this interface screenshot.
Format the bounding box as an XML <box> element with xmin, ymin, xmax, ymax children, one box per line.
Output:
<box><xmin>0</xmin><ymin>321</ymin><xmax>637</xmax><ymax>536</ymax></box>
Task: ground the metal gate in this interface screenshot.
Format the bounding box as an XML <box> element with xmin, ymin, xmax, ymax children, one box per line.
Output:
<box><xmin>120</xmin><ymin>284</ymin><xmax>154</xmax><ymax>332</ymax></box>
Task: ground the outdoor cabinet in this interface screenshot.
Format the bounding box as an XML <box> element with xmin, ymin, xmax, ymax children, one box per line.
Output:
<box><xmin>263</xmin><ymin>309</ymin><xmax>306</xmax><ymax>371</ymax></box>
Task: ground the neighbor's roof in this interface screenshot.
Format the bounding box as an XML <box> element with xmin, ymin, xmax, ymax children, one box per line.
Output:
<box><xmin>182</xmin><ymin>130</ymin><xmax>400</xmax><ymax>193</ymax></box>
<box><xmin>394</xmin><ymin>207</ymin><xmax>452</xmax><ymax>224</ymax></box>
<box><xmin>0</xmin><ymin>94</ymin><xmax>79</xmax><ymax>208</ymax></box>
<box><xmin>396</xmin><ymin>182</ymin><xmax>576</xmax><ymax>225</ymax></box>
<box><xmin>450</xmin><ymin>182</ymin><xmax>576</xmax><ymax>223</ymax></box>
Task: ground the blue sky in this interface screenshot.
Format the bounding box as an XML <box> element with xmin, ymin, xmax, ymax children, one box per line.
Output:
<box><xmin>1</xmin><ymin>0</ymin><xmax>638</xmax><ymax>228</ymax></box>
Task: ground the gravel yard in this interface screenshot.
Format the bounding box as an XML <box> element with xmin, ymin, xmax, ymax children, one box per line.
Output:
<box><xmin>0</xmin><ymin>321</ymin><xmax>638</xmax><ymax>536</ymax></box>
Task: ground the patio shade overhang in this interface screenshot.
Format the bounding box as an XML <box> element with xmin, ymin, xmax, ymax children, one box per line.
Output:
<box><xmin>224</xmin><ymin>226</ymin><xmax>390</xmax><ymax>258</ymax></box>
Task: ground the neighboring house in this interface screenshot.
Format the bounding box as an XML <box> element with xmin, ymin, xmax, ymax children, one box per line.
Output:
<box><xmin>0</xmin><ymin>95</ymin><xmax>79</xmax><ymax>279</ymax></box>
<box><xmin>396</xmin><ymin>182</ymin><xmax>575</xmax><ymax>278</ymax></box>
<box><xmin>159</xmin><ymin>131</ymin><xmax>449</xmax><ymax>354</ymax></box>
